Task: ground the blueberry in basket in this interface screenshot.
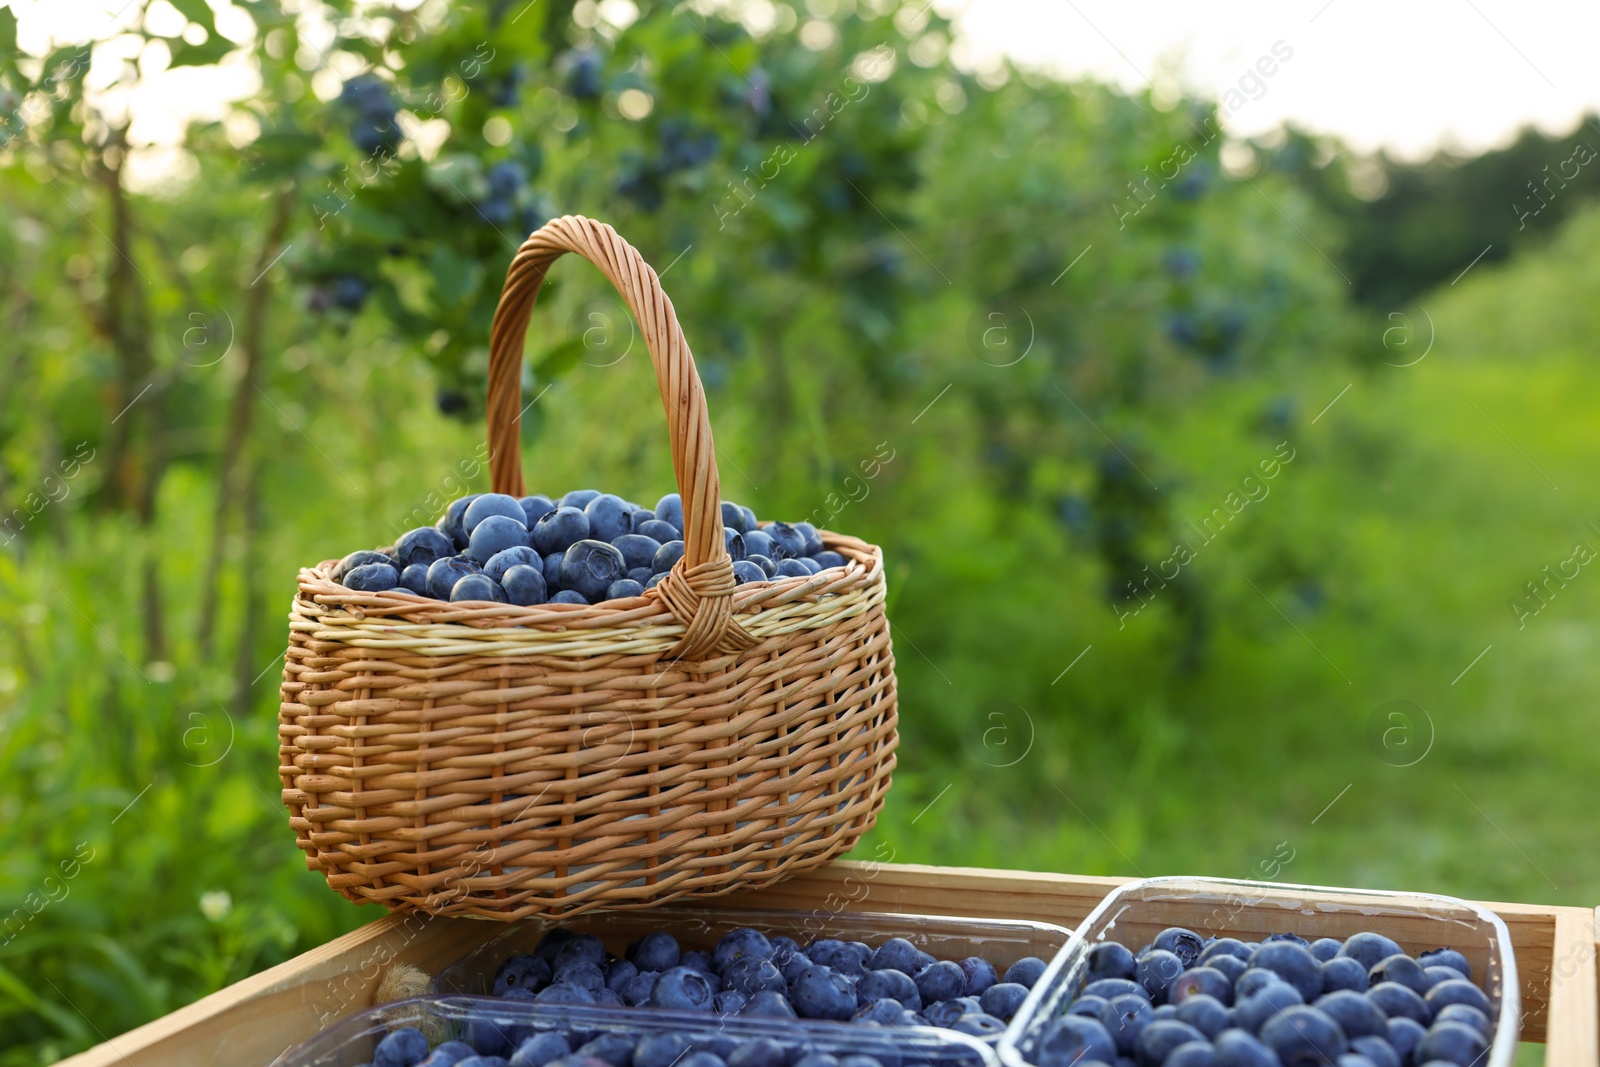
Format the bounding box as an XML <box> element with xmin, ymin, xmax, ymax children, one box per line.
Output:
<box><xmin>1034</xmin><ymin>926</ymin><xmax>1495</xmax><ymax>1067</ymax></box>
<box><xmin>337</xmin><ymin>492</ymin><xmax>857</xmax><ymax>604</ymax></box>
<box><xmin>474</xmin><ymin>925</ymin><xmax>1051</xmax><ymax>1042</ymax></box>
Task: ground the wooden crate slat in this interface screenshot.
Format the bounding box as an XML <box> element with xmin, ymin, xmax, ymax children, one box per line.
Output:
<box><xmin>54</xmin><ymin>863</ymin><xmax>1594</xmax><ymax>1066</ymax></box>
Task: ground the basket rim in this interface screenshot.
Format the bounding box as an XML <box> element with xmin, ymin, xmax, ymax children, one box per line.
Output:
<box><xmin>295</xmin><ymin>528</ymin><xmax>883</xmax><ymax>633</ymax></box>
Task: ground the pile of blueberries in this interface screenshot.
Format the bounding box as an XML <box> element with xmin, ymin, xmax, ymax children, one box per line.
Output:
<box><xmin>483</xmin><ymin>926</ymin><xmax>1047</xmax><ymax>1038</ymax></box>
<box><xmin>1038</xmin><ymin>928</ymin><xmax>1495</xmax><ymax>1067</ymax></box>
<box><xmin>334</xmin><ymin>491</ymin><xmax>849</xmax><ymax>607</ymax></box>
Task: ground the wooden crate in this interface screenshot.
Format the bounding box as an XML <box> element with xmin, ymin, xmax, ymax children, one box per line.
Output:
<box><xmin>56</xmin><ymin>864</ymin><xmax>1598</xmax><ymax>1067</ymax></box>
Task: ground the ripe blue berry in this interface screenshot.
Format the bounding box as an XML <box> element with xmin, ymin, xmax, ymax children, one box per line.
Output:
<box><xmin>1418</xmin><ymin>948</ymin><xmax>1472</xmax><ymax>982</ymax></box>
<box><xmin>654</xmin><ymin>492</ymin><xmax>685</xmax><ymax>532</ymax></box>
<box><xmin>1310</xmin><ymin>938</ymin><xmax>1344</xmax><ymax>962</ymax></box>
<box><xmin>468</xmin><ymin>515</ymin><xmax>529</xmax><ymax>563</ymax></box>
<box><xmin>1037</xmin><ymin>1016</ymin><xmax>1118</xmax><ymax>1067</ymax></box>
<box><xmin>560</xmin><ymin>539</ymin><xmax>625</xmax><ymax>600</ymax></box>
<box><xmin>1154</xmin><ymin>928</ymin><xmax>1205</xmax><ymax>969</ymax></box>
<box><xmin>426</xmin><ymin>556</ymin><xmax>479</xmax><ymax>599</ymax></box>
<box><xmin>1366</xmin><ymin>980</ymin><xmax>1430</xmax><ymax>1023</ymax></box>
<box><xmin>1090</xmin><ymin>943</ymin><xmax>1139</xmax><ymax>982</ymax></box>
<box><xmin>1250</xmin><ymin>941</ymin><xmax>1324</xmax><ymax>1001</ymax></box>
<box><xmin>562</xmin><ymin>489</ymin><xmax>601</xmax><ymax>509</ymax></box>
<box><xmin>1385</xmin><ymin>1018</ymin><xmax>1427</xmax><ymax>1066</ymax></box>
<box><xmin>774</xmin><ymin>559</ymin><xmax>811</xmax><ymax>579</ymax></box>
<box><xmin>612</xmin><ymin>534</ymin><xmax>662</xmax><ymax>570</ymax></box>
<box><xmin>1435</xmin><ymin>1002</ymin><xmax>1492</xmax><ymax>1038</ymax></box>
<box><xmin>1173</xmin><ymin>993</ymin><xmax>1229</xmax><ymax>1037</ymax></box>
<box><xmin>869</xmin><ymin>937</ymin><xmax>932</xmax><ymax>976</ymax></box>
<box><xmin>451</xmin><ymin>573</ymin><xmax>506</xmax><ymax>602</ymax></box>
<box><xmin>345</xmin><ymin>561</ymin><xmax>399</xmax><ymax>591</ymax></box>
<box><xmin>765</xmin><ymin>522</ymin><xmax>805</xmax><ymax>559</ymax></box>
<box><xmin>732</xmin><ymin>560</ymin><xmax>766</xmax><ymax>584</ymax></box>
<box><xmin>859</xmin><ymin>968</ymin><xmax>921</xmax><ymax>1010</ymax></box>
<box><xmin>374</xmin><ymin>1027</ymin><xmax>430</xmax><ymax>1067</ymax></box>
<box><xmin>1172</xmin><ymin>967</ymin><xmax>1232</xmax><ymax>1005</ymax></box>
<box><xmin>438</xmin><ymin>495</ymin><xmax>482</xmax><ymax>549</ymax></box>
<box><xmin>1212</xmin><ymin>1028</ymin><xmax>1279</xmax><ymax>1067</ymax></box>
<box><xmin>1339</xmin><ymin>933</ymin><xmax>1404</xmax><ymax>972</ymax></box>
<box><xmin>721</xmin><ymin>501</ymin><xmax>750</xmax><ymax>534</ymax></box>
<box><xmin>606</xmin><ymin>578</ymin><xmax>644</xmax><ymax>600</ymax></box>
<box><xmin>1349</xmin><ymin>1035</ymin><xmax>1400</xmax><ymax>1067</ymax></box>
<box><xmin>636</xmin><ymin>519</ymin><xmax>680</xmax><ymax>543</ymax></box>
<box><xmin>1427</xmin><ymin>978</ymin><xmax>1492</xmax><ymax>1017</ymax></box>
<box><xmin>1315</xmin><ymin>989</ymin><xmax>1388</xmax><ymax>1038</ymax></box>
<box><xmin>793</xmin><ymin>521</ymin><xmax>824</xmax><ymax>556</ymax></box>
<box><xmin>336</xmin><ymin>549</ymin><xmax>395</xmax><ymax>580</ymax></box>
<box><xmin>742</xmin><ymin>529</ymin><xmax>774</xmax><ymax>559</ymax></box>
<box><xmin>1323</xmin><ymin>956</ymin><xmax>1369</xmax><ymax>993</ymax></box>
<box><xmin>584</xmin><ymin>493</ymin><xmax>632</xmax><ymax>542</ymax></box>
<box><xmin>502</xmin><ymin>565</ymin><xmax>548</xmax><ymax>605</ymax></box>
<box><xmin>1137</xmin><ymin>1020</ymin><xmax>1211</xmax><ymax>1067</ymax></box>
<box><xmin>626</xmin><ymin>567</ymin><xmax>653</xmax><ymax>585</ymax></box>
<box><xmin>396</xmin><ymin>527</ymin><xmax>456</xmax><ymax>569</ymax></box>
<box><xmin>1006</xmin><ymin>956</ymin><xmax>1048</xmax><ymax>989</ymax></box>
<box><xmin>747</xmin><ymin>554</ymin><xmax>776</xmax><ymax>577</ymax></box>
<box><xmin>511</xmin><ymin>1034</ymin><xmax>571</xmax><ymax>1067</ymax></box>
<box><xmin>645</xmin><ymin>573</ymin><xmax>665</xmax><ymax>589</ymax></box>
<box><xmin>652</xmin><ymin>539</ymin><xmax>686</xmax><ymax>574</ymax></box>
<box><xmin>739</xmin><ymin>991</ymin><xmax>796</xmax><ymax>1019</ymax></box>
<box><xmin>1260</xmin><ymin>1006</ymin><xmax>1348</xmax><ymax>1065</ymax></box>
<box><xmin>813</xmin><ymin>550</ymin><xmax>847</xmax><ymax>570</ymax></box>
<box><xmin>959</xmin><ymin>956</ymin><xmax>999</xmax><ymax>996</ymax></box>
<box><xmin>650</xmin><ymin>966</ymin><xmax>714</xmax><ymax>1010</ymax></box>
<box><xmin>533</xmin><ymin>506</ymin><xmax>591</xmax><ymax>554</ymax></box>
<box><xmin>724</xmin><ymin>528</ymin><xmax>746</xmax><ymax>561</ymax></box>
<box><xmin>519</xmin><ymin>495</ymin><xmax>557</xmax><ymax>526</ymax></box>
<box><xmin>633</xmin><ymin>1034</ymin><xmax>691</xmax><ymax>1067</ymax></box>
<box><xmin>485</xmin><ymin>546</ymin><xmax>540</xmax><ymax>583</ymax></box>
<box><xmin>953</xmin><ymin>1013</ymin><xmax>1007</xmax><ymax>1039</ymax></box>
<box><xmin>980</xmin><ymin>982</ymin><xmax>1030</xmax><ymax>1019</ymax></box>
<box><xmin>464</xmin><ymin>493</ymin><xmax>526</xmax><ymax>534</ymax></box>
<box><xmin>1369</xmin><ymin>954</ymin><xmax>1429</xmax><ymax>995</ymax></box>
<box><xmin>788</xmin><ymin>964</ymin><xmax>856</xmax><ymax>1020</ymax></box>
<box><xmin>399</xmin><ymin>563</ymin><xmax>430</xmax><ymax>595</ymax></box>
<box><xmin>542</xmin><ymin>551</ymin><xmax>564</xmax><ymax>588</ymax></box>
<box><xmin>551</xmin><ymin>589</ymin><xmax>589</xmax><ymax>605</ymax></box>
<box><xmin>1233</xmin><ymin>983</ymin><xmax>1304</xmax><ymax>1032</ymax></box>
<box><xmin>620</xmin><ymin>970</ymin><xmax>659</xmax><ymax>1005</ymax></box>
<box><xmin>493</xmin><ymin>954</ymin><xmax>551</xmax><ymax>997</ymax></box>
<box><xmin>915</xmin><ymin>959</ymin><xmax>967</xmax><ymax>1004</ymax></box>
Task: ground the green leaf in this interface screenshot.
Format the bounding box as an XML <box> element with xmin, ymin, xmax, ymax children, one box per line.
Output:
<box><xmin>167</xmin><ymin>0</ymin><xmax>218</xmax><ymax>35</ymax></box>
<box><xmin>0</xmin><ymin>10</ymin><xmax>18</xmax><ymax>64</ymax></box>
<box><xmin>166</xmin><ymin>35</ymin><xmax>237</xmax><ymax>69</ymax></box>
<box><xmin>531</xmin><ymin>336</ymin><xmax>589</xmax><ymax>383</ymax></box>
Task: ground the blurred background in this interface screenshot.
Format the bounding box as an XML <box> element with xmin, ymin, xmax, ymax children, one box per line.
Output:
<box><xmin>2</xmin><ymin>0</ymin><xmax>1598</xmax><ymax>1060</ymax></box>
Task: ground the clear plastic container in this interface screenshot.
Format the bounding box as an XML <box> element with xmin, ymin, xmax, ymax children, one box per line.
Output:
<box><xmin>274</xmin><ymin>995</ymin><xmax>1000</xmax><ymax>1067</ymax></box>
<box><xmin>998</xmin><ymin>876</ymin><xmax>1520</xmax><ymax>1067</ymax></box>
<box><xmin>431</xmin><ymin>903</ymin><xmax>1073</xmax><ymax>1003</ymax></box>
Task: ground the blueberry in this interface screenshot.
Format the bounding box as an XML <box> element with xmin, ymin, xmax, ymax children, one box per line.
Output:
<box><xmin>1370</xmin><ymin>955</ymin><xmax>1429</xmax><ymax>996</ymax></box>
<box><xmin>633</xmin><ymin>1035</ymin><xmax>690</xmax><ymax>1067</ymax></box>
<box><xmin>426</xmin><ymin>1041</ymin><xmax>478</xmax><ymax>1066</ymax></box>
<box><xmin>1132</xmin><ymin>1019</ymin><xmax>1207</xmax><ymax>1067</ymax></box>
<box><xmin>1417</xmin><ymin>949</ymin><xmax>1472</xmax><ymax>982</ymax></box>
<box><xmin>678</xmin><ymin>1056</ymin><xmax>727</xmax><ymax>1067</ymax></box>
<box><xmin>543</xmin><ymin>551</ymin><xmax>565</xmax><ymax>588</ymax></box>
<box><xmin>575</xmin><ymin>1035</ymin><xmax>634</xmax><ymax>1067</ymax></box>
<box><xmin>1349</xmin><ymin>1036</ymin><xmax>1399</xmax><ymax>1067</ymax></box>
<box><xmin>502</xmin><ymin>565</ymin><xmax>549</xmax><ymax>605</ymax></box>
<box><xmin>439</xmin><ymin>494</ymin><xmax>482</xmax><ymax>548</ymax></box>
<box><xmin>915</xmin><ymin>959</ymin><xmax>967</xmax><ymax>1004</ymax></box>
<box><xmin>452</xmin><ymin>573</ymin><xmax>507</xmax><ymax>602</ymax></box>
<box><xmin>765</xmin><ymin>522</ymin><xmax>806</xmax><ymax>560</ymax></box>
<box><xmin>793</xmin><ymin>1056</ymin><xmax>841</xmax><ymax>1067</ymax></box>
<box><xmin>1212</xmin><ymin>1029</ymin><xmax>1278</xmax><ymax>1067</ymax></box>
<box><xmin>654</xmin><ymin>493</ymin><xmax>685</xmax><ymax>532</ymax></box>
<box><xmin>724</xmin><ymin>956</ymin><xmax>787</xmax><ymax>996</ymax></box>
<box><xmin>1174</xmin><ymin>993</ymin><xmax>1229</xmax><ymax>1038</ymax></box>
<box><xmin>1323</xmin><ymin>957</ymin><xmax>1370</xmax><ymax>993</ymax></box>
<box><xmin>1265</xmin><ymin>933</ymin><xmax>1312</xmax><ymax>948</ymax></box>
<box><xmin>747</xmin><ymin>554</ymin><xmax>777</xmax><ymax>577</ymax></box>
<box><xmin>853</xmin><ymin>997</ymin><xmax>904</xmax><ymax>1024</ymax></box>
<box><xmin>714</xmin><ymin>928</ymin><xmax>773</xmax><ymax>972</ymax></box>
<box><xmin>1250</xmin><ymin>942</ymin><xmax>1324</xmax><ymax>1001</ymax></box>
<box><xmin>1084</xmin><ymin>978</ymin><xmax>1146</xmax><ymax>1001</ymax></box>
<box><xmin>795</xmin><ymin>557</ymin><xmax>822</xmax><ymax>575</ymax></box>
<box><xmin>486</xmin><ymin>546</ymin><xmax>541</xmax><ymax>583</ymax></box>
<box><xmin>1426</xmin><ymin>979</ymin><xmax>1492</xmax><ymax>1019</ymax></box>
<box><xmin>1435</xmin><ymin>1002</ymin><xmax>1491</xmax><ymax>1039</ymax></box>
<box><xmin>1151</xmin><ymin>929</ymin><xmax>1204</xmax><ymax>969</ymax></box>
<box><xmin>740</xmin><ymin>505</ymin><xmax>758</xmax><ymax>530</ymax></box>
<box><xmin>774</xmin><ymin>559</ymin><xmax>811</xmax><ymax>579</ymax></box>
<box><xmin>553</xmin><ymin>936</ymin><xmax>605</xmax><ymax>972</ymax></box>
<box><xmin>869</xmin><ymin>937</ymin><xmax>931</xmax><ymax>977</ymax></box>
<box><xmin>1089</xmin><ymin>944</ymin><xmax>1140</xmax><ymax>983</ymax></box>
<box><xmin>714</xmin><ymin>990</ymin><xmax>747</xmax><ymax>1014</ymax></box>
<box><xmin>600</xmin><ymin>578</ymin><xmax>641</xmax><ymax>600</ymax></box>
<box><xmin>789</xmin><ymin>964</ymin><xmax>856</xmax><ymax>1020</ymax></box>
<box><xmin>739</xmin><ymin>990</ymin><xmax>796</xmax><ymax>1018</ymax></box>
<box><xmin>536</xmin><ymin>979</ymin><xmax>596</xmax><ymax>1006</ymax></box>
<box><xmin>793</xmin><ymin>521</ymin><xmax>825</xmax><ymax>556</ymax></box>
<box><xmin>625</xmin><ymin>567</ymin><xmax>654</xmax><ymax>585</ymax></box>
<box><xmin>345</xmin><ymin>561</ymin><xmax>400</xmax><ymax>591</ymax></box>
<box><xmin>1339</xmin><ymin>933</ymin><xmax>1404</xmax><ymax>973</ymax></box>
<box><xmin>593</xmin><ymin>988</ymin><xmax>624</xmax><ymax>1007</ymax></box>
<box><xmin>803</xmin><ymin>941</ymin><xmax>863</xmax><ymax>976</ymax></box>
<box><xmin>727</xmin><ymin>1039</ymin><xmax>786</xmax><ymax>1067</ymax></box>
<box><xmin>493</xmin><ymin>954</ymin><xmax>552</xmax><ymax>996</ymax></box>
<box><xmin>769</xmin><ymin>936</ymin><xmax>802</xmax><ymax>966</ymax></box>
<box><xmin>724</xmin><ymin>528</ymin><xmax>746</xmax><ymax>561</ymax></box>
<box><xmin>554</xmin><ymin>960</ymin><xmax>605</xmax><ymax>991</ymax></box>
<box><xmin>469</xmin><ymin>515</ymin><xmax>529</xmax><ymax>563</ymax></box>
<box><xmin>651</xmin><ymin>966</ymin><xmax>714</xmax><ymax>1011</ymax></box>
<box><xmin>1135</xmin><ymin>950</ymin><xmax>1185</xmax><ymax>1003</ymax></box>
<box><xmin>533</xmin><ymin>507</ymin><xmax>591</xmax><ymax>555</ymax></box>
<box><xmin>620</xmin><ymin>970</ymin><xmax>659</xmax><ymax>1005</ymax></box>
<box><xmin>653</xmin><ymin>540</ymin><xmax>687</xmax><ymax>575</ymax></box>
<box><xmin>397</xmin><ymin>527</ymin><xmax>458</xmax><ymax>569</ymax></box>
<box><xmin>721</xmin><ymin>502</ymin><xmax>750</xmax><ymax>534</ymax></box>
<box><xmin>1171</xmin><ymin>967</ymin><xmax>1232</xmax><ymax>1006</ymax></box>
<box><xmin>512</xmin><ymin>1034</ymin><xmax>572</xmax><ymax>1067</ymax></box>
<box><xmin>680</xmin><ymin>950</ymin><xmax>715</xmax><ymax>975</ymax></box>
<box><xmin>611</xmin><ymin>534</ymin><xmax>662</xmax><ymax>571</ymax></box>
<box><xmin>426</xmin><ymin>556</ymin><xmax>481</xmax><ymax>599</ymax></box>
<box><xmin>602</xmin><ymin>958</ymin><xmax>638</xmax><ymax>991</ymax></box>
<box><xmin>1208</xmin><ymin>955</ymin><xmax>1248</xmax><ymax>985</ymax></box>
<box><xmin>858</xmin><ymin>968</ymin><xmax>920</xmax><ymax>1009</ymax></box>
<box><xmin>375</xmin><ymin>1027</ymin><xmax>430</xmax><ymax>1067</ymax></box>
<box><xmin>1316</xmin><ymin>990</ymin><xmax>1388</xmax><ymax>1038</ymax></box>
<box><xmin>1038</xmin><ymin>1016</ymin><xmax>1118</xmax><ymax>1067</ymax></box>
<box><xmin>1385</xmin><ymin>1017</ymin><xmax>1427</xmax><ymax>1064</ymax></box>
<box><xmin>532</xmin><ymin>928</ymin><xmax>578</xmax><ymax>962</ymax></box>
<box><xmin>637</xmin><ymin>519</ymin><xmax>680</xmax><ymax>544</ymax></box>
<box><xmin>1233</xmin><ymin>969</ymin><xmax>1282</xmax><ymax>1000</ymax></box>
<box><xmin>559</xmin><ymin>540</ymin><xmax>625</xmax><ymax>600</ymax></box>
<box><xmin>337</xmin><ymin>549</ymin><xmax>397</xmax><ymax>581</ymax></box>
<box><xmin>562</xmin><ymin>489</ymin><xmax>601</xmax><ymax>509</ymax></box>
<box><xmin>1367</xmin><ymin>981</ymin><xmax>1431</xmax><ymax>1024</ymax></box>
<box><xmin>957</xmin><ymin>956</ymin><xmax>999</xmax><ymax>996</ymax></box>
<box><xmin>1232</xmin><ymin>983</ymin><xmax>1305</xmax><ymax>1033</ymax></box>
<box><xmin>1164</xmin><ymin>1042</ymin><xmax>1216</xmax><ymax>1067</ymax></box>
<box><xmin>628</xmin><ymin>932</ymin><xmax>680</xmax><ymax>972</ymax></box>
<box><xmin>743</xmin><ymin>529</ymin><xmax>774</xmax><ymax>559</ymax></box>
<box><xmin>1069</xmin><ymin>994</ymin><xmax>1110</xmax><ymax>1019</ymax></box>
<box><xmin>813</xmin><ymin>550</ymin><xmax>847</xmax><ymax>570</ymax></box>
<box><xmin>466</xmin><ymin>494</ymin><xmax>528</xmax><ymax>535</ymax></box>
<box><xmin>1099</xmin><ymin>993</ymin><xmax>1154</xmax><ymax>1054</ymax></box>
<box><xmin>519</xmin><ymin>495</ymin><xmax>557</xmax><ymax>527</ymax></box>
<box><xmin>1424</xmin><ymin>966</ymin><xmax>1468</xmax><ymax>989</ymax></box>
<box><xmin>953</xmin><ymin>1013</ymin><xmax>1007</xmax><ymax>1039</ymax></box>
<box><xmin>922</xmin><ymin>999</ymin><xmax>969</xmax><ymax>1028</ymax></box>
<box><xmin>1260</xmin><ymin>1006</ymin><xmax>1349</xmax><ymax>1065</ymax></box>
<box><xmin>583</xmin><ymin>494</ymin><xmax>632</xmax><ymax>542</ymax></box>
<box><xmin>1311</xmin><ymin>939</ymin><xmax>1344</xmax><ymax>963</ymax></box>
<box><xmin>1415</xmin><ymin>1021</ymin><xmax>1488</xmax><ymax>1067</ymax></box>
<box><xmin>395</xmin><ymin>562</ymin><xmax>430</xmax><ymax>595</ymax></box>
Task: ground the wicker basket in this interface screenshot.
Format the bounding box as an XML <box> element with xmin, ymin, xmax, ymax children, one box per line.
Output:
<box><xmin>278</xmin><ymin>216</ymin><xmax>898</xmax><ymax>920</ymax></box>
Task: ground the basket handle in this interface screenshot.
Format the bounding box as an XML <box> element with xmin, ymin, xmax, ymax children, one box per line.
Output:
<box><xmin>486</xmin><ymin>215</ymin><xmax>755</xmax><ymax>660</ymax></box>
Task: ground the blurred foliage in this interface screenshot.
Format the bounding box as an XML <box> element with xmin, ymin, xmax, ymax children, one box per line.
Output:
<box><xmin>0</xmin><ymin>1</ymin><xmax>1595</xmax><ymax>1063</ymax></box>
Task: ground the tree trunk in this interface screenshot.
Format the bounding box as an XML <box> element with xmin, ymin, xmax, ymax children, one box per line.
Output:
<box><xmin>229</xmin><ymin>456</ymin><xmax>264</xmax><ymax>720</ymax></box>
<box><xmin>197</xmin><ymin>186</ymin><xmax>295</xmax><ymax>658</ymax></box>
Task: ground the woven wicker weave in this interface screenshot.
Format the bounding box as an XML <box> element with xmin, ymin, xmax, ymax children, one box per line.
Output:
<box><xmin>278</xmin><ymin>216</ymin><xmax>897</xmax><ymax>919</ymax></box>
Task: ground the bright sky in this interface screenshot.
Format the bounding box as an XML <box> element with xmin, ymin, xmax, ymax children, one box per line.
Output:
<box><xmin>953</xmin><ymin>0</ymin><xmax>1600</xmax><ymax>158</ymax></box>
<box><xmin>7</xmin><ymin>0</ymin><xmax>1600</xmax><ymax>160</ymax></box>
